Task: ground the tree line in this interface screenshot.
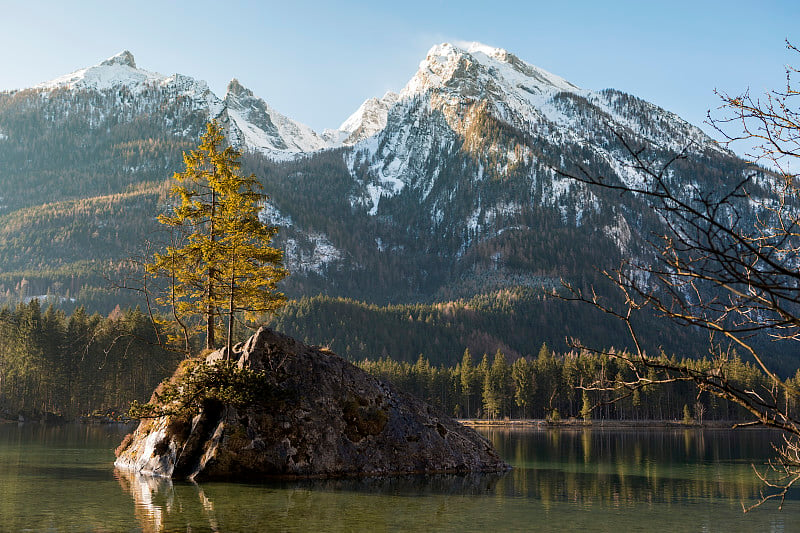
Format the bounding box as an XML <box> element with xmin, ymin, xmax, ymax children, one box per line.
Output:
<box><xmin>358</xmin><ymin>345</ymin><xmax>800</xmax><ymax>422</ymax></box>
<box><xmin>1</xmin><ymin>298</ymin><xmax>796</xmax><ymax>423</ymax></box>
<box><xmin>0</xmin><ymin>300</ymin><xmax>180</xmax><ymax>420</ymax></box>
<box><xmin>269</xmin><ymin>290</ymin><xmax>800</xmax><ymax>377</ymax></box>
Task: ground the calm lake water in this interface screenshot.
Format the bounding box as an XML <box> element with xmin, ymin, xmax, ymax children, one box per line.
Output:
<box><xmin>0</xmin><ymin>424</ymin><xmax>798</xmax><ymax>532</ymax></box>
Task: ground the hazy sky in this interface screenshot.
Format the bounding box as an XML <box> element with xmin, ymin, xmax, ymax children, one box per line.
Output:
<box><xmin>1</xmin><ymin>0</ymin><xmax>797</xmax><ymax>148</ymax></box>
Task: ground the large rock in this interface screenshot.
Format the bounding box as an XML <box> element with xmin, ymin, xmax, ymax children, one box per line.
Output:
<box><xmin>114</xmin><ymin>327</ymin><xmax>509</xmax><ymax>480</ymax></box>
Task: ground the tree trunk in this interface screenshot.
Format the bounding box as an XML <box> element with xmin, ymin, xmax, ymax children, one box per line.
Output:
<box><xmin>206</xmin><ymin>188</ymin><xmax>217</xmax><ymax>351</ymax></box>
<box><xmin>226</xmin><ymin>270</ymin><xmax>236</xmax><ymax>360</ymax></box>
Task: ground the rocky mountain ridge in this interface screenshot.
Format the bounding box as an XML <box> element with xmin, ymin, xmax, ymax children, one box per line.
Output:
<box><xmin>23</xmin><ymin>43</ymin><xmax>729</xmax><ymax>165</ymax></box>
<box><xmin>0</xmin><ymin>42</ymin><xmax>770</xmax><ymax>358</ymax></box>
<box><xmin>28</xmin><ymin>50</ymin><xmax>339</xmax><ymax>158</ymax></box>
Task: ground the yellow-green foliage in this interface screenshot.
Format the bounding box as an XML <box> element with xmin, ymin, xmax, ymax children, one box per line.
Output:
<box><xmin>148</xmin><ymin>121</ymin><xmax>287</xmax><ymax>352</ymax></box>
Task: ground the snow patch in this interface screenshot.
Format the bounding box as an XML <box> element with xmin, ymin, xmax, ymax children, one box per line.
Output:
<box><xmin>364</xmin><ymin>184</ymin><xmax>383</xmax><ymax>216</ymax></box>
<box><xmin>345</xmin><ymin>134</ymin><xmax>409</xmax><ymax>215</ymax></box>
<box><xmin>604</xmin><ymin>213</ymin><xmax>633</xmax><ymax>252</ymax></box>
<box><xmin>466</xmin><ymin>206</ymin><xmax>482</xmax><ymax>233</ymax></box>
<box><xmin>259</xmin><ymin>201</ymin><xmax>293</xmax><ymax>227</ymax></box>
<box><xmin>483</xmin><ymin>202</ymin><xmax>522</xmax><ymax>225</ymax></box>
<box><xmin>283</xmin><ymin>233</ymin><xmax>344</xmax><ymax>275</ymax></box>
<box><xmin>22</xmin><ymin>294</ymin><xmax>75</xmax><ymax>305</ymax></box>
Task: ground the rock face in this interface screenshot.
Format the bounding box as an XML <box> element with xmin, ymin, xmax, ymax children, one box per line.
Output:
<box><xmin>114</xmin><ymin>327</ymin><xmax>509</xmax><ymax>480</ymax></box>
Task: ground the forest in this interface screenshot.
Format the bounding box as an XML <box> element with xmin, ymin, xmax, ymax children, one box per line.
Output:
<box><xmin>0</xmin><ymin>300</ymin><xmax>179</xmax><ymax>420</ymax></box>
<box><xmin>268</xmin><ymin>290</ymin><xmax>800</xmax><ymax>377</ymax></box>
<box><xmin>358</xmin><ymin>346</ymin><xmax>794</xmax><ymax>421</ymax></box>
<box><xmin>0</xmin><ymin>299</ymin><xmax>790</xmax><ymax>423</ymax></box>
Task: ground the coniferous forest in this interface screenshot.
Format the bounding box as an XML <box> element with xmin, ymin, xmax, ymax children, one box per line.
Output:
<box><xmin>0</xmin><ymin>298</ymin><xmax>793</xmax><ymax>423</ymax></box>
<box><xmin>0</xmin><ymin>300</ymin><xmax>179</xmax><ymax>420</ymax></box>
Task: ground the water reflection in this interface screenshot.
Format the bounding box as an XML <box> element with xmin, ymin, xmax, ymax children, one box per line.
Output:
<box><xmin>482</xmin><ymin>427</ymin><xmax>791</xmax><ymax>509</ymax></box>
<box><xmin>116</xmin><ymin>467</ymin><xmax>507</xmax><ymax>532</ymax></box>
<box><xmin>115</xmin><ymin>471</ymin><xmax>171</xmax><ymax>532</ymax></box>
<box><xmin>116</xmin><ymin>470</ymin><xmax>229</xmax><ymax>532</ymax></box>
<box><xmin>111</xmin><ymin>428</ymin><xmax>800</xmax><ymax>532</ymax></box>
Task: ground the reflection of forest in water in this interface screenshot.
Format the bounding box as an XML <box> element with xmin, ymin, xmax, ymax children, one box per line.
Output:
<box><xmin>484</xmin><ymin>428</ymin><xmax>788</xmax><ymax>506</ymax></box>
<box><xmin>112</xmin><ymin>428</ymin><xmax>800</xmax><ymax>532</ymax></box>
<box><xmin>1</xmin><ymin>424</ymin><xmax>797</xmax><ymax>531</ymax></box>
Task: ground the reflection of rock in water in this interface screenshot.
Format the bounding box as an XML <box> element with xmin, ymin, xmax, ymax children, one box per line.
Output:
<box><xmin>273</xmin><ymin>471</ymin><xmax>506</xmax><ymax>496</ymax></box>
<box><xmin>115</xmin><ymin>469</ymin><xmax>508</xmax><ymax>531</ymax></box>
<box><xmin>116</xmin><ymin>469</ymin><xmax>223</xmax><ymax>532</ymax></box>
<box><xmin>115</xmin><ymin>470</ymin><xmax>173</xmax><ymax>533</ymax></box>
<box><xmin>116</xmin><ymin>327</ymin><xmax>509</xmax><ymax>481</ymax></box>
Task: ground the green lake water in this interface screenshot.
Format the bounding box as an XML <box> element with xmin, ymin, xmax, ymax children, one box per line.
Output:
<box><xmin>0</xmin><ymin>423</ymin><xmax>797</xmax><ymax>532</ymax></box>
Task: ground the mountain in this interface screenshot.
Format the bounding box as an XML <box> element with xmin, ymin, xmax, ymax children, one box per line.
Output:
<box><xmin>335</xmin><ymin>91</ymin><xmax>400</xmax><ymax>145</ymax></box>
<box><xmin>28</xmin><ymin>50</ymin><xmax>333</xmax><ymax>158</ymax></box>
<box><xmin>341</xmin><ymin>41</ymin><xmax>727</xmax><ymax>219</ymax></box>
<box><xmin>254</xmin><ymin>42</ymin><xmax>753</xmax><ymax>300</ymax></box>
<box><xmin>0</xmin><ymin>45</ymin><xmax>774</xmax><ymax>361</ymax></box>
<box><xmin>222</xmin><ymin>78</ymin><xmax>331</xmax><ymax>155</ymax></box>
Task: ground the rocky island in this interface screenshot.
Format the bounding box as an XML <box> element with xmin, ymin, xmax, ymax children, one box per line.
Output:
<box><xmin>114</xmin><ymin>327</ymin><xmax>509</xmax><ymax>480</ymax></box>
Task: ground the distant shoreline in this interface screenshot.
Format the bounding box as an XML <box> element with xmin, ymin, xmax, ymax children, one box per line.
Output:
<box><xmin>459</xmin><ymin>419</ymin><xmax>754</xmax><ymax>429</ymax></box>
<box><xmin>1</xmin><ymin>416</ymin><xmax>755</xmax><ymax>430</ymax></box>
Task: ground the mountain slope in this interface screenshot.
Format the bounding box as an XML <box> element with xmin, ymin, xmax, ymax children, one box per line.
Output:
<box><xmin>0</xmin><ymin>45</ymin><xmax>777</xmax><ymax>360</ymax></box>
<box><xmin>222</xmin><ymin>78</ymin><xmax>331</xmax><ymax>156</ymax></box>
<box><xmin>0</xmin><ymin>51</ymin><xmax>348</xmax><ymax>307</ymax></box>
<box><xmin>257</xmin><ymin>43</ymin><xmax>755</xmax><ymax>303</ymax></box>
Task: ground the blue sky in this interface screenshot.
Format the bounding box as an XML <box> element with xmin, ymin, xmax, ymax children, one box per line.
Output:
<box><xmin>1</xmin><ymin>0</ymin><xmax>797</xmax><ymax>149</ymax></box>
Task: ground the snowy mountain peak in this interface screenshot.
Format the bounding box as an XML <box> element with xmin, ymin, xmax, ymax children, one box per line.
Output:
<box><xmin>223</xmin><ymin>78</ymin><xmax>330</xmax><ymax>156</ymax></box>
<box><xmin>226</xmin><ymin>78</ymin><xmax>252</xmax><ymax>98</ymax></box>
<box><xmin>36</xmin><ymin>50</ymin><xmax>164</xmax><ymax>92</ymax></box>
<box><xmin>338</xmin><ymin>91</ymin><xmax>399</xmax><ymax>145</ymax></box>
<box><xmin>401</xmin><ymin>41</ymin><xmax>579</xmax><ymax>99</ymax></box>
<box><xmin>28</xmin><ymin>51</ymin><xmax>330</xmax><ymax>158</ymax></box>
<box><xmin>100</xmin><ymin>50</ymin><xmax>136</xmax><ymax>69</ymax></box>
<box><xmin>344</xmin><ymin>40</ymin><xmax>729</xmax><ymax>222</ymax></box>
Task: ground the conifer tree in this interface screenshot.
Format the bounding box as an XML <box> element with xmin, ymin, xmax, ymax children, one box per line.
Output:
<box><xmin>484</xmin><ymin>350</ymin><xmax>511</xmax><ymax>419</ymax></box>
<box><xmin>581</xmin><ymin>390</ymin><xmax>592</xmax><ymax>422</ymax></box>
<box><xmin>148</xmin><ymin>121</ymin><xmax>287</xmax><ymax>355</ymax></box>
<box><xmin>460</xmin><ymin>348</ymin><xmax>475</xmax><ymax>417</ymax></box>
<box><xmin>511</xmin><ymin>357</ymin><xmax>535</xmax><ymax>418</ymax></box>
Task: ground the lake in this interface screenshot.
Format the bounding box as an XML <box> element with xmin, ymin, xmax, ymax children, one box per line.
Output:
<box><xmin>0</xmin><ymin>423</ymin><xmax>797</xmax><ymax>531</ymax></box>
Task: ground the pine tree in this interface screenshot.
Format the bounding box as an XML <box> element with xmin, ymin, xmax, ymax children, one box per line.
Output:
<box><xmin>148</xmin><ymin>121</ymin><xmax>287</xmax><ymax>355</ymax></box>
<box><xmin>476</xmin><ymin>353</ymin><xmax>490</xmax><ymax>419</ymax></box>
<box><xmin>484</xmin><ymin>350</ymin><xmax>511</xmax><ymax>419</ymax></box>
<box><xmin>683</xmin><ymin>404</ymin><xmax>693</xmax><ymax>425</ymax></box>
<box><xmin>460</xmin><ymin>348</ymin><xmax>475</xmax><ymax>417</ymax></box>
<box><xmin>581</xmin><ymin>390</ymin><xmax>593</xmax><ymax>422</ymax></box>
<box><xmin>511</xmin><ymin>357</ymin><xmax>535</xmax><ymax>418</ymax></box>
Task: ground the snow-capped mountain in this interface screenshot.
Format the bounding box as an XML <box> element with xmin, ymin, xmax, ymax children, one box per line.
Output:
<box><xmin>394</xmin><ymin>41</ymin><xmax>722</xmax><ymax>154</ymax></box>
<box><xmin>31</xmin><ymin>51</ymin><xmax>335</xmax><ymax>159</ymax></box>
<box><xmin>0</xmin><ymin>43</ymin><xmax>762</xmax><ymax>323</ymax></box>
<box><xmin>222</xmin><ymin>78</ymin><xmax>331</xmax><ymax>156</ymax></box>
<box><xmin>337</xmin><ymin>91</ymin><xmax>399</xmax><ymax>145</ymax></box>
<box><xmin>252</xmin><ymin>41</ymin><xmax>758</xmax><ymax>304</ymax></box>
<box><xmin>36</xmin><ymin>51</ymin><xmax>161</xmax><ymax>91</ymax></box>
<box><xmin>343</xmin><ymin>41</ymin><xmax>729</xmax><ymax>220</ymax></box>
<box><xmin>35</xmin><ymin>50</ymin><xmax>217</xmax><ymax>110</ymax></box>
